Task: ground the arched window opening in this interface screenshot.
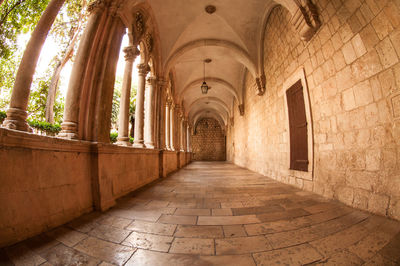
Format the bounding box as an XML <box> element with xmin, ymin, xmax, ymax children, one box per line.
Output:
<box><xmin>111</xmin><ymin>30</ymin><xmax>140</xmax><ymax>145</ymax></box>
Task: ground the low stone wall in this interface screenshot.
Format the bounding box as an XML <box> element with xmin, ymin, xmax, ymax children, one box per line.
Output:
<box><xmin>162</xmin><ymin>150</ymin><xmax>179</xmax><ymax>177</ymax></box>
<box><xmin>0</xmin><ymin>128</ymin><xmax>165</xmax><ymax>247</ymax></box>
<box><xmin>0</xmin><ymin>129</ymin><xmax>93</xmax><ymax>247</ymax></box>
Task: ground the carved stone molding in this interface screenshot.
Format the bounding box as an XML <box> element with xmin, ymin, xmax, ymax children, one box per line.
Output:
<box><xmin>87</xmin><ymin>0</ymin><xmax>106</xmax><ymax>14</ymax></box>
<box><xmin>255</xmin><ymin>74</ymin><xmax>266</xmax><ymax>96</ymax></box>
<box><xmin>145</xmin><ymin>32</ymin><xmax>153</xmax><ymax>53</ymax></box>
<box><xmin>137</xmin><ymin>63</ymin><xmax>150</xmax><ymax>76</ymax></box>
<box><xmin>292</xmin><ymin>0</ymin><xmax>321</xmax><ymax>41</ymax></box>
<box><xmin>238</xmin><ymin>104</ymin><xmax>245</xmax><ymax>116</ymax></box>
<box><xmin>135</xmin><ymin>12</ymin><xmax>145</xmax><ymax>38</ymax></box>
<box><xmin>123</xmin><ymin>46</ymin><xmax>140</xmax><ymax>61</ymax></box>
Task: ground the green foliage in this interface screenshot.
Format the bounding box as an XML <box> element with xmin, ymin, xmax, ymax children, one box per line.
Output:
<box><xmin>0</xmin><ymin>0</ymin><xmax>50</xmax><ymax>59</ymax></box>
<box><xmin>110</xmin><ymin>132</ymin><xmax>118</xmax><ymax>143</ymax></box>
<box><xmin>0</xmin><ymin>110</ymin><xmax>7</xmax><ymax>123</ymax></box>
<box><xmin>27</xmin><ymin>119</ymin><xmax>61</xmax><ymax>134</ymax></box>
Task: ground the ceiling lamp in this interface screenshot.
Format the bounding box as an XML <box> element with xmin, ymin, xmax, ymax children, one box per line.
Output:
<box><xmin>201</xmin><ymin>59</ymin><xmax>211</xmax><ymax>94</ymax></box>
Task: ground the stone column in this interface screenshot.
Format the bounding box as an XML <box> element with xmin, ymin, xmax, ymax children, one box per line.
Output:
<box><xmin>116</xmin><ymin>46</ymin><xmax>139</xmax><ymax>146</ymax></box>
<box><xmin>169</xmin><ymin>104</ymin><xmax>175</xmax><ymax>151</ymax></box>
<box><xmin>3</xmin><ymin>0</ymin><xmax>66</xmax><ymax>131</ymax></box>
<box><xmin>59</xmin><ymin>0</ymin><xmax>105</xmax><ymax>138</ymax></box>
<box><xmin>133</xmin><ymin>63</ymin><xmax>149</xmax><ymax>148</ymax></box>
<box><xmin>145</xmin><ymin>76</ymin><xmax>156</xmax><ymax>148</ymax></box>
<box><xmin>187</xmin><ymin>124</ymin><xmax>191</xmax><ymax>152</ymax></box>
<box><xmin>180</xmin><ymin>119</ymin><xmax>185</xmax><ymax>152</ymax></box>
<box><xmin>165</xmin><ymin>101</ymin><xmax>171</xmax><ymax>150</ymax></box>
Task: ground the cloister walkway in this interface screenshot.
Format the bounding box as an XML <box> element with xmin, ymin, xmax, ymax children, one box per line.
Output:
<box><xmin>1</xmin><ymin>162</ymin><xmax>400</xmax><ymax>265</ymax></box>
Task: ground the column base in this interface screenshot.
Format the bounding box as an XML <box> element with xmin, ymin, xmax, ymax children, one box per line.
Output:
<box><xmin>145</xmin><ymin>142</ymin><xmax>155</xmax><ymax>149</ymax></box>
<box><xmin>132</xmin><ymin>141</ymin><xmax>145</xmax><ymax>148</ymax></box>
<box><xmin>59</xmin><ymin>121</ymin><xmax>78</xmax><ymax>139</ymax></box>
<box><xmin>2</xmin><ymin>108</ymin><xmax>32</xmax><ymax>132</ymax></box>
<box><xmin>116</xmin><ymin>137</ymin><xmax>131</xmax><ymax>146</ymax></box>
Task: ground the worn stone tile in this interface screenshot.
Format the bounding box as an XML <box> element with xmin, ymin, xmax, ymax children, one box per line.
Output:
<box><xmin>126</xmin><ymin>220</ymin><xmax>176</xmax><ymax>236</ymax></box>
<box><xmin>46</xmin><ymin>226</ymin><xmax>88</xmax><ymax>247</ymax></box>
<box><xmin>379</xmin><ymin>231</ymin><xmax>400</xmax><ymax>262</ymax></box>
<box><xmin>174</xmin><ymin>208</ymin><xmax>211</xmax><ymax>216</ymax></box>
<box><xmin>145</xmin><ymin>200</ymin><xmax>170</xmax><ymax>208</ymax></box>
<box><xmin>66</xmin><ymin>212</ymin><xmax>103</xmax><ymax>233</ymax></box>
<box><xmin>231</xmin><ymin>205</ymin><xmax>285</xmax><ymax>216</ymax></box>
<box><xmin>310</xmin><ymin>222</ymin><xmax>370</xmax><ymax>256</ymax></box>
<box><xmin>197</xmin><ymin>215</ymin><xmax>260</xmax><ymax>225</ymax></box>
<box><xmin>174</xmin><ymin>225</ymin><xmax>224</xmax><ymax>238</ymax></box>
<box><xmin>107</xmin><ymin>209</ymin><xmax>163</xmax><ymax>222</ymax></box>
<box><xmin>158</xmin><ymin>214</ymin><xmax>197</xmax><ymax>225</ymax></box>
<box><xmin>97</xmin><ymin>215</ymin><xmax>132</xmax><ymax>229</ymax></box>
<box><xmin>315</xmin><ymin>250</ymin><xmax>364</xmax><ymax>265</ymax></box>
<box><xmin>170</xmin><ymin>238</ymin><xmax>214</xmax><ymax>255</ymax></box>
<box><xmin>74</xmin><ymin>237</ymin><xmax>135</xmax><ymax>265</ymax></box>
<box><xmin>363</xmin><ymin>253</ymin><xmax>399</xmax><ymax>266</ymax></box>
<box><xmin>256</xmin><ymin>208</ymin><xmax>311</xmax><ymax>222</ymax></box>
<box><xmin>5</xmin><ymin>243</ymin><xmax>46</xmax><ymax>266</ymax></box>
<box><xmin>223</xmin><ymin>225</ymin><xmax>247</xmax><ymax>237</ymax></box>
<box><xmin>39</xmin><ymin>243</ymin><xmax>101</xmax><ymax>265</ymax></box>
<box><xmin>123</xmin><ymin>231</ymin><xmax>173</xmax><ymax>252</ymax></box>
<box><xmin>253</xmin><ymin>244</ymin><xmax>322</xmax><ymax>265</ymax></box>
<box><xmin>126</xmin><ymin>249</ymin><xmax>255</xmax><ymax>266</ymax></box>
<box><xmin>24</xmin><ymin>233</ymin><xmax>60</xmax><ymax>255</ymax></box>
<box><xmin>216</xmin><ymin>236</ymin><xmax>272</xmax><ymax>255</ymax></box>
<box><xmin>212</xmin><ymin>208</ymin><xmax>233</xmax><ymax>216</ymax></box>
<box><xmin>266</xmin><ymin>227</ymin><xmax>319</xmax><ymax>249</ymax></box>
<box><xmin>89</xmin><ymin>224</ymin><xmax>131</xmax><ymax>244</ymax></box>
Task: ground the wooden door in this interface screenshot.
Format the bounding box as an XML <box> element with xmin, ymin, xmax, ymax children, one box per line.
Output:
<box><xmin>286</xmin><ymin>80</ymin><xmax>308</xmax><ymax>171</ymax></box>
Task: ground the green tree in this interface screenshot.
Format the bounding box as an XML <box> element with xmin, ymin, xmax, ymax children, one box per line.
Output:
<box><xmin>0</xmin><ymin>0</ymin><xmax>49</xmax><ymax>108</ymax></box>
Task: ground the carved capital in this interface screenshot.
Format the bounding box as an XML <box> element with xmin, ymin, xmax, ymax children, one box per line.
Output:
<box><xmin>255</xmin><ymin>74</ymin><xmax>266</xmax><ymax>96</ymax></box>
<box><xmin>87</xmin><ymin>0</ymin><xmax>106</xmax><ymax>14</ymax></box>
<box><xmin>291</xmin><ymin>0</ymin><xmax>321</xmax><ymax>41</ymax></box>
<box><xmin>238</xmin><ymin>104</ymin><xmax>244</xmax><ymax>116</ymax></box>
<box><xmin>123</xmin><ymin>46</ymin><xmax>140</xmax><ymax>61</ymax></box>
<box><xmin>137</xmin><ymin>63</ymin><xmax>150</xmax><ymax>76</ymax></box>
<box><xmin>146</xmin><ymin>76</ymin><xmax>157</xmax><ymax>85</ymax></box>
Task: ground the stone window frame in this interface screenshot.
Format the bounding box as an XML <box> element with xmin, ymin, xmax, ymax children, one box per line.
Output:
<box><xmin>281</xmin><ymin>67</ymin><xmax>314</xmax><ymax>181</ymax></box>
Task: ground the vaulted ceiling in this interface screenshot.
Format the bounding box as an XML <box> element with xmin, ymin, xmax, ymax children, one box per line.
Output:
<box><xmin>119</xmin><ymin>0</ymin><xmax>305</xmax><ymax>129</ymax></box>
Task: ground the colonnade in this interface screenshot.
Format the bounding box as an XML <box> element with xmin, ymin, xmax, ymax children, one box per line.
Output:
<box><xmin>1</xmin><ymin>0</ymin><xmax>192</xmax><ymax>153</ymax></box>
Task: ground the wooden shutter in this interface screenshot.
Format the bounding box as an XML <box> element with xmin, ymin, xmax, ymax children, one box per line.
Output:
<box><xmin>286</xmin><ymin>80</ymin><xmax>308</xmax><ymax>172</ymax></box>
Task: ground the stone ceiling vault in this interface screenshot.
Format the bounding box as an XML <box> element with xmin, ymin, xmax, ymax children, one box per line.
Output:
<box><xmin>119</xmin><ymin>0</ymin><xmax>316</xmax><ymax>125</ymax></box>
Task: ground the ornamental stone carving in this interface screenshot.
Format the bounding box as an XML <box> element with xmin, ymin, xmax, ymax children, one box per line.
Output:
<box><xmin>123</xmin><ymin>46</ymin><xmax>140</xmax><ymax>61</ymax></box>
<box><xmin>238</xmin><ymin>104</ymin><xmax>244</xmax><ymax>116</ymax></box>
<box><xmin>145</xmin><ymin>32</ymin><xmax>153</xmax><ymax>53</ymax></box>
<box><xmin>87</xmin><ymin>0</ymin><xmax>106</xmax><ymax>14</ymax></box>
<box><xmin>135</xmin><ymin>12</ymin><xmax>145</xmax><ymax>37</ymax></box>
<box><xmin>255</xmin><ymin>74</ymin><xmax>266</xmax><ymax>96</ymax></box>
<box><xmin>292</xmin><ymin>0</ymin><xmax>320</xmax><ymax>41</ymax></box>
<box><xmin>137</xmin><ymin>63</ymin><xmax>150</xmax><ymax>76</ymax></box>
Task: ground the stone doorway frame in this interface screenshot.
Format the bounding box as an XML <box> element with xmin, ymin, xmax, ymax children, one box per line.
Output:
<box><xmin>281</xmin><ymin>67</ymin><xmax>314</xmax><ymax>181</ymax></box>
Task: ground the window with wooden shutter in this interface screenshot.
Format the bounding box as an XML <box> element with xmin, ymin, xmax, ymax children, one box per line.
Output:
<box><xmin>286</xmin><ymin>80</ymin><xmax>308</xmax><ymax>172</ymax></box>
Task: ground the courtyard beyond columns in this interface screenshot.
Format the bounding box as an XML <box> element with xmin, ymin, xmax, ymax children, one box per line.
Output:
<box><xmin>1</xmin><ymin>162</ymin><xmax>400</xmax><ymax>265</ymax></box>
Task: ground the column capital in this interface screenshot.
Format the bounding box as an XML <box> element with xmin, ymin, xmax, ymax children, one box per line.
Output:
<box><xmin>123</xmin><ymin>46</ymin><xmax>139</xmax><ymax>61</ymax></box>
<box><xmin>157</xmin><ymin>78</ymin><xmax>168</xmax><ymax>87</ymax></box>
<box><xmin>146</xmin><ymin>76</ymin><xmax>157</xmax><ymax>84</ymax></box>
<box><xmin>87</xmin><ymin>0</ymin><xmax>107</xmax><ymax>14</ymax></box>
<box><xmin>137</xmin><ymin>63</ymin><xmax>150</xmax><ymax>76</ymax></box>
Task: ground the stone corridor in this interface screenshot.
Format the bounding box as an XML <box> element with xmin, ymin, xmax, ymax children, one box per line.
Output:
<box><xmin>0</xmin><ymin>162</ymin><xmax>399</xmax><ymax>265</ymax></box>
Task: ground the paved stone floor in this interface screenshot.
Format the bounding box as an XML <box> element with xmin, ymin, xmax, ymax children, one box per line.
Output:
<box><xmin>1</xmin><ymin>162</ymin><xmax>400</xmax><ymax>265</ymax></box>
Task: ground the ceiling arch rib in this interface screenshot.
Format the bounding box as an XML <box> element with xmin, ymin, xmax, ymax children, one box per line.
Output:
<box><xmin>192</xmin><ymin>110</ymin><xmax>227</xmax><ymax>130</ymax></box>
<box><xmin>178</xmin><ymin>77</ymin><xmax>241</xmax><ymax>104</ymax></box>
<box><xmin>189</xmin><ymin>105</ymin><xmax>228</xmax><ymax>125</ymax></box>
<box><xmin>164</xmin><ymin>39</ymin><xmax>258</xmax><ymax>79</ymax></box>
<box><xmin>186</xmin><ymin>97</ymin><xmax>231</xmax><ymax>118</ymax></box>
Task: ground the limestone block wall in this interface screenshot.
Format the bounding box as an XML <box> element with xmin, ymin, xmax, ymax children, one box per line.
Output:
<box><xmin>228</xmin><ymin>0</ymin><xmax>400</xmax><ymax>220</ymax></box>
<box><xmin>0</xmin><ymin>129</ymin><xmax>93</xmax><ymax>247</ymax></box>
<box><xmin>0</xmin><ymin>128</ymin><xmax>184</xmax><ymax>247</ymax></box>
<box><xmin>162</xmin><ymin>150</ymin><xmax>179</xmax><ymax>177</ymax></box>
<box><xmin>192</xmin><ymin>118</ymin><xmax>226</xmax><ymax>161</ymax></box>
